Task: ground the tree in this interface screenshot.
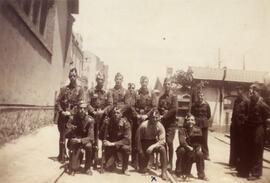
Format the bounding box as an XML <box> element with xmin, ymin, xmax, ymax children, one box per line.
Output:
<box><xmin>172</xmin><ymin>67</ymin><xmax>208</xmax><ymax>103</ymax></box>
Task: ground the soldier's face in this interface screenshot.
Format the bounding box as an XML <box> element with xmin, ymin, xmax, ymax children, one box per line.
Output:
<box><xmin>115</xmin><ymin>76</ymin><xmax>123</xmax><ymax>86</ymax></box>
<box><xmin>236</xmin><ymin>88</ymin><xmax>243</xmax><ymax>96</ymax></box>
<box><xmin>140</xmin><ymin>79</ymin><xmax>148</xmax><ymax>89</ymax></box>
<box><xmin>198</xmin><ymin>93</ymin><xmax>204</xmax><ymax>103</ymax></box>
<box><xmin>164</xmin><ymin>81</ymin><xmax>171</xmax><ymax>92</ymax></box>
<box><xmin>249</xmin><ymin>87</ymin><xmax>259</xmax><ymax>100</ymax></box>
<box><xmin>129</xmin><ymin>84</ymin><xmax>135</xmax><ymax>92</ymax></box>
<box><xmin>186</xmin><ymin>116</ymin><xmax>195</xmax><ymax>127</ymax></box>
<box><xmin>69</xmin><ymin>71</ymin><xmax>77</xmax><ymax>83</ymax></box>
<box><xmin>113</xmin><ymin>110</ymin><xmax>122</xmax><ymax>121</ymax></box>
<box><xmin>150</xmin><ymin>111</ymin><xmax>160</xmax><ymax>124</ymax></box>
<box><xmin>96</xmin><ymin>78</ymin><xmax>104</xmax><ymax>87</ymax></box>
<box><xmin>78</xmin><ymin>106</ymin><xmax>87</xmax><ymax>118</ymax></box>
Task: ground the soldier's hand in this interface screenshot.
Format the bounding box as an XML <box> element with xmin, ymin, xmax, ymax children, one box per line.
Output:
<box><xmin>141</xmin><ymin>115</ymin><xmax>148</xmax><ymax>121</ymax></box>
<box><xmin>71</xmin><ymin>138</ymin><xmax>81</xmax><ymax>144</ymax></box>
<box><xmin>186</xmin><ymin>145</ymin><xmax>193</xmax><ymax>151</ymax></box>
<box><xmin>146</xmin><ymin>145</ymin><xmax>154</xmax><ymax>155</ymax></box>
<box><xmin>62</xmin><ymin>111</ymin><xmax>71</xmax><ymax>116</ymax></box>
<box><xmin>96</xmin><ymin>109</ymin><xmax>104</xmax><ymax>116</ymax></box>
<box><xmin>103</xmin><ymin>140</ymin><xmax>113</xmax><ymax>146</ymax></box>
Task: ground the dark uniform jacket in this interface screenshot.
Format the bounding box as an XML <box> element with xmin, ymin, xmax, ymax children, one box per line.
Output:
<box><xmin>102</xmin><ymin>117</ymin><xmax>131</xmax><ymax>147</ymax></box>
<box><xmin>231</xmin><ymin>96</ymin><xmax>249</xmax><ymax>126</ymax></box>
<box><xmin>179</xmin><ymin>125</ymin><xmax>203</xmax><ymax>149</ymax></box>
<box><xmin>56</xmin><ymin>83</ymin><xmax>83</xmax><ymax>124</ymax></box>
<box><xmin>108</xmin><ymin>86</ymin><xmax>129</xmax><ymax>112</ymax></box>
<box><xmin>191</xmin><ymin>101</ymin><xmax>211</xmax><ymax>128</ymax></box>
<box><xmin>71</xmin><ymin>114</ymin><xmax>95</xmax><ymax>144</ymax></box>
<box><xmin>132</xmin><ymin>88</ymin><xmax>157</xmax><ymax>118</ymax></box>
<box><xmin>247</xmin><ymin>97</ymin><xmax>270</xmax><ymax>126</ymax></box>
<box><xmin>87</xmin><ymin>87</ymin><xmax>113</xmax><ymax>116</ymax></box>
<box><xmin>158</xmin><ymin>91</ymin><xmax>177</xmax><ymax>128</ymax></box>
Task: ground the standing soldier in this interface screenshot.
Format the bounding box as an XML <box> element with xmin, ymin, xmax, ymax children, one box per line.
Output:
<box><xmin>56</xmin><ymin>68</ymin><xmax>83</xmax><ymax>163</ymax></box>
<box><xmin>100</xmin><ymin>107</ymin><xmax>131</xmax><ymax>175</ymax></box>
<box><xmin>108</xmin><ymin>72</ymin><xmax>129</xmax><ymax>112</ymax></box>
<box><xmin>229</xmin><ymin>85</ymin><xmax>248</xmax><ymax>175</ymax></box>
<box><xmin>131</xmin><ymin>76</ymin><xmax>157</xmax><ymax>166</ymax></box>
<box><xmin>191</xmin><ymin>91</ymin><xmax>211</xmax><ymax>160</ymax></box>
<box><xmin>158</xmin><ymin>78</ymin><xmax>177</xmax><ymax>172</ymax></box>
<box><xmin>87</xmin><ymin>72</ymin><xmax>113</xmax><ymax>169</ymax></box>
<box><xmin>175</xmin><ymin>114</ymin><xmax>208</xmax><ymax>181</ymax></box>
<box><xmin>244</xmin><ymin>83</ymin><xmax>270</xmax><ymax>180</ymax></box>
<box><xmin>136</xmin><ymin>109</ymin><xmax>168</xmax><ymax>180</ymax></box>
<box><xmin>66</xmin><ymin>100</ymin><xmax>94</xmax><ymax>176</ymax></box>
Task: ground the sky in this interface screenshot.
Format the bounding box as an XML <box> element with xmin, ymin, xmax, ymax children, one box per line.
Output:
<box><xmin>73</xmin><ymin>0</ymin><xmax>270</xmax><ymax>88</ymax></box>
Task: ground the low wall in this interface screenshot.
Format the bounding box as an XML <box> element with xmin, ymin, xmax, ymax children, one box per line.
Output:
<box><xmin>0</xmin><ymin>105</ymin><xmax>55</xmax><ymax>146</ymax></box>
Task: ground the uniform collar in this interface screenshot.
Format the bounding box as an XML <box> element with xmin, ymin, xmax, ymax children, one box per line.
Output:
<box><xmin>114</xmin><ymin>85</ymin><xmax>123</xmax><ymax>90</ymax></box>
<box><xmin>95</xmin><ymin>86</ymin><xmax>105</xmax><ymax>93</ymax></box>
<box><xmin>138</xmin><ymin>88</ymin><xmax>149</xmax><ymax>95</ymax></box>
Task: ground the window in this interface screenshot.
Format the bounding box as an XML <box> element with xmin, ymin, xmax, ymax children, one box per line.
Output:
<box><xmin>8</xmin><ymin>0</ymin><xmax>53</xmax><ymax>53</ymax></box>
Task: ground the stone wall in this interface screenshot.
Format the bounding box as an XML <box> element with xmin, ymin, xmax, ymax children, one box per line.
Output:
<box><xmin>0</xmin><ymin>107</ymin><xmax>55</xmax><ymax>146</ymax></box>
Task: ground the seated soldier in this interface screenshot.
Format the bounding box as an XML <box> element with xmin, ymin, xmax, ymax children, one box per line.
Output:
<box><xmin>175</xmin><ymin>114</ymin><xmax>208</xmax><ymax>181</ymax></box>
<box><xmin>66</xmin><ymin>101</ymin><xmax>94</xmax><ymax>176</ymax></box>
<box><xmin>136</xmin><ymin>109</ymin><xmax>168</xmax><ymax>180</ymax></box>
<box><xmin>101</xmin><ymin>107</ymin><xmax>131</xmax><ymax>175</ymax></box>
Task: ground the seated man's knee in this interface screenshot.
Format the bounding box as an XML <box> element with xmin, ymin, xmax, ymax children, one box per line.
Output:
<box><xmin>195</xmin><ymin>150</ymin><xmax>204</xmax><ymax>158</ymax></box>
<box><xmin>120</xmin><ymin>145</ymin><xmax>131</xmax><ymax>154</ymax></box>
<box><xmin>84</xmin><ymin>143</ymin><xmax>93</xmax><ymax>151</ymax></box>
<box><xmin>156</xmin><ymin>145</ymin><xmax>166</xmax><ymax>155</ymax></box>
<box><xmin>176</xmin><ymin>147</ymin><xmax>186</xmax><ymax>157</ymax></box>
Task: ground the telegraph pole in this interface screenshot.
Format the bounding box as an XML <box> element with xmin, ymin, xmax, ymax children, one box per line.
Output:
<box><xmin>218</xmin><ymin>48</ymin><xmax>221</xmax><ymax>68</ymax></box>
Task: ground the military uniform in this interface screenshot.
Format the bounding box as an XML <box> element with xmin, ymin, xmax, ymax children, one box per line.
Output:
<box><xmin>158</xmin><ymin>90</ymin><xmax>177</xmax><ymax>169</ymax></box>
<box><xmin>229</xmin><ymin>95</ymin><xmax>248</xmax><ymax>173</ymax></box>
<box><xmin>100</xmin><ymin>116</ymin><xmax>131</xmax><ymax>173</ymax></box>
<box><xmin>191</xmin><ymin>101</ymin><xmax>211</xmax><ymax>158</ymax></box>
<box><xmin>244</xmin><ymin>97</ymin><xmax>270</xmax><ymax>178</ymax></box>
<box><xmin>108</xmin><ymin>86</ymin><xmax>129</xmax><ymax>113</ymax></box>
<box><xmin>175</xmin><ymin>124</ymin><xmax>206</xmax><ymax>179</ymax></box>
<box><xmin>67</xmin><ymin>113</ymin><xmax>94</xmax><ymax>174</ymax></box>
<box><xmin>55</xmin><ymin>83</ymin><xmax>83</xmax><ymax>162</ymax></box>
<box><xmin>131</xmin><ymin>88</ymin><xmax>157</xmax><ymax>163</ymax></box>
<box><xmin>87</xmin><ymin>86</ymin><xmax>113</xmax><ymax>167</ymax></box>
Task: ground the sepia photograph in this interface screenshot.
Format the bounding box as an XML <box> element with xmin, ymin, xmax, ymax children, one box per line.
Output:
<box><xmin>0</xmin><ymin>0</ymin><xmax>270</xmax><ymax>182</ymax></box>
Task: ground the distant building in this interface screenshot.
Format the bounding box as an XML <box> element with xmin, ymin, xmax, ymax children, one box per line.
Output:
<box><xmin>83</xmin><ymin>51</ymin><xmax>109</xmax><ymax>89</ymax></box>
<box><xmin>0</xmin><ymin>0</ymin><xmax>79</xmax><ymax>144</ymax></box>
<box><xmin>63</xmin><ymin>32</ymin><xmax>84</xmax><ymax>85</ymax></box>
<box><xmin>189</xmin><ymin>66</ymin><xmax>268</xmax><ymax>132</ymax></box>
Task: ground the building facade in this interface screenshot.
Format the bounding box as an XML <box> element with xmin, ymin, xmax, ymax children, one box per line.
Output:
<box><xmin>83</xmin><ymin>51</ymin><xmax>109</xmax><ymax>89</ymax></box>
<box><xmin>0</xmin><ymin>0</ymin><xmax>79</xmax><ymax>145</ymax></box>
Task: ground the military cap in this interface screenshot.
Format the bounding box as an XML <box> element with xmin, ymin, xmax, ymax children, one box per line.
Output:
<box><xmin>140</xmin><ymin>76</ymin><xmax>149</xmax><ymax>83</ymax></box>
<box><xmin>96</xmin><ymin>72</ymin><xmax>105</xmax><ymax>80</ymax></box>
<box><xmin>115</xmin><ymin>72</ymin><xmax>124</xmax><ymax>80</ymax></box>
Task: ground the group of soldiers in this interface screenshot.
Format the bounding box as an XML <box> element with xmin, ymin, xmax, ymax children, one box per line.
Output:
<box><xmin>229</xmin><ymin>83</ymin><xmax>270</xmax><ymax>181</ymax></box>
<box><xmin>55</xmin><ymin>68</ymin><xmax>212</xmax><ymax>181</ymax></box>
